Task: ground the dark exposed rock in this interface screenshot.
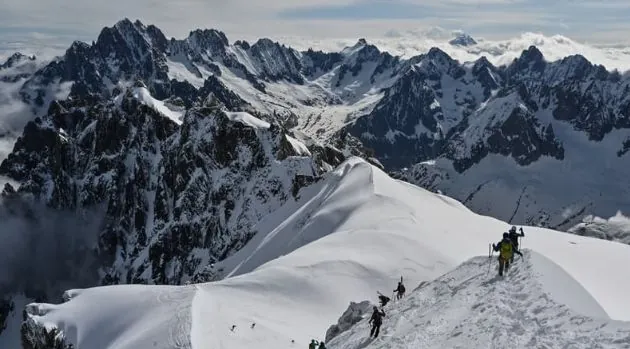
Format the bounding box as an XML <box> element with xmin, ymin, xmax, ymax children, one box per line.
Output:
<box><xmin>0</xmin><ymin>297</ymin><xmax>13</xmax><ymax>336</ymax></box>
<box><xmin>301</xmin><ymin>49</ymin><xmax>344</xmax><ymax>77</ymax></box>
<box><xmin>1</xmin><ymin>86</ymin><xmax>322</xmax><ymax>286</ymax></box>
<box><xmin>325</xmin><ymin>300</ymin><xmax>372</xmax><ymax>343</ymax></box>
<box><xmin>346</xmin><ymin>45</ymin><xmax>626</xmax><ymax>170</ymax></box>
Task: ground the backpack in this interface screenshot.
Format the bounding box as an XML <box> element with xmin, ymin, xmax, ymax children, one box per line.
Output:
<box><xmin>499</xmin><ymin>240</ymin><xmax>512</xmax><ymax>258</ymax></box>
<box><xmin>371</xmin><ymin>310</ymin><xmax>385</xmax><ymax>324</ymax></box>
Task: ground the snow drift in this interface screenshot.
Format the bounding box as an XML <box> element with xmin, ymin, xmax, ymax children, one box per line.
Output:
<box><xmin>22</xmin><ymin>158</ymin><xmax>630</xmax><ymax>349</ymax></box>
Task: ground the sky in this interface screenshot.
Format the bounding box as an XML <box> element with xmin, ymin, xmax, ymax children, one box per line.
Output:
<box><xmin>1</xmin><ymin>0</ymin><xmax>630</xmax><ymax>59</ymax></box>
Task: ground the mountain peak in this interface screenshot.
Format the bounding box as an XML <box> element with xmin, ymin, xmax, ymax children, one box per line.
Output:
<box><xmin>187</xmin><ymin>28</ymin><xmax>229</xmax><ymax>48</ymax></box>
<box><xmin>561</xmin><ymin>54</ymin><xmax>591</xmax><ymax>68</ymax></box>
<box><xmin>345</xmin><ymin>38</ymin><xmax>368</xmax><ymax>51</ymax></box>
<box><xmin>66</xmin><ymin>40</ymin><xmax>91</xmax><ymax>53</ymax></box>
<box><xmin>519</xmin><ymin>45</ymin><xmax>544</xmax><ymax>63</ymax></box>
<box><xmin>449</xmin><ymin>31</ymin><xmax>477</xmax><ymax>46</ymax></box>
<box><xmin>113</xmin><ymin>18</ymin><xmax>140</xmax><ymax>33</ymax></box>
<box><xmin>473</xmin><ymin>56</ymin><xmax>491</xmax><ymax>68</ymax></box>
<box><xmin>0</xmin><ymin>52</ymin><xmax>36</xmax><ymax>69</ymax></box>
<box><xmin>426</xmin><ymin>47</ymin><xmax>456</xmax><ymax>66</ymax></box>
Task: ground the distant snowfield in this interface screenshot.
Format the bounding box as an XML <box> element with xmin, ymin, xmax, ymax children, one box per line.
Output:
<box><xmin>409</xmin><ymin>115</ymin><xmax>630</xmax><ymax>230</ymax></box>
<box><xmin>26</xmin><ymin>157</ymin><xmax>630</xmax><ymax>349</ymax></box>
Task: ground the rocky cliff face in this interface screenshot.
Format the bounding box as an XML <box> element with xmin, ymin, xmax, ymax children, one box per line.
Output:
<box><xmin>0</xmin><ymin>86</ymin><xmax>338</xmax><ymax>289</ymax></box>
<box><xmin>347</xmin><ymin>46</ymin><xmax>629</xmax><ymax>171</ymax></box>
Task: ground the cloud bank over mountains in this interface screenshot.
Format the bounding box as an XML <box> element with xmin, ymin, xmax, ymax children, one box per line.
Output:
<box><xmin>4</xmin><ymin>25</ymin><xmax>630</xmax><ymax>73</ymax></box>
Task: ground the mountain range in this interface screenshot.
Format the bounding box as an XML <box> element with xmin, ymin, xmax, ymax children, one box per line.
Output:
<box><xmin>0</xmin><ymin>18</ymin><xmax>629</xmax><ymax>347</ymax></box>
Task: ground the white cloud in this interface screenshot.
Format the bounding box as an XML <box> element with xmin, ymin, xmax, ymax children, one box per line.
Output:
<box><xmin>569</xmin><ymin>211</ymin><xmax>630</xmax><ymax>245</ymax></box>
<box><xmin>269</xmin><ymin>29</ymin><xmax>630</xmax><ymax>72</ymax></box>
<box><xmin>0</xmin><ymin>0</ymin><xmax>629</xmax><ymax>53</ymax></box>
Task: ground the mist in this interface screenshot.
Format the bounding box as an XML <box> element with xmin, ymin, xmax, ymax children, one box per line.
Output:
<box><xmin>0</xmin><ymin>69</ymin><xmax>37</xmax><ymax>166</ymax></box>
<box><xmin>0</xmin><ymin>197</ymin><xmax>107</xmax><ymax>302</ymax></box>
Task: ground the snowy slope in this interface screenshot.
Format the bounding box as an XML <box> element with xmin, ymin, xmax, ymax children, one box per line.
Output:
<box><xmin>24</xmin><ymin>158</ymin><xmax>630</xmax><ymax>349</ymax></box>
<box><xmin>129</xmin><ymin>87</ymin><xmax>185</xmax><ymax>124</ymax></box>
<box><xmin>401</xmin><ymin>120</ymin><xmax>630</xmax><ymax>230</ymax></box>
<box><xmin>329</xmin><ymin>251</ymin><xmax>630</xmax><ymax>349</ymax></box>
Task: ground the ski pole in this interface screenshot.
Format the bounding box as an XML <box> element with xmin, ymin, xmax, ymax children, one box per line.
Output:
<box><xmin>487</xmin><ymin>243</ymin><xmax>493</xmax><ymax>275</ymax></box>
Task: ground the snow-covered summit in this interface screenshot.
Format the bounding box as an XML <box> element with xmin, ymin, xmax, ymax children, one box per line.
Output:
<box><xmin>449</xmin><ymin>31</ymin><xmax>477</xmax><ymax>47</ymax></box>
<box><xmin>22</xmin><ymin>157</ymin><xmax>630</xmax><ymax>349</ymax></box>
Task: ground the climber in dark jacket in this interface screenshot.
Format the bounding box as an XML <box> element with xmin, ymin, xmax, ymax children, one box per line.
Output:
<box><xmin>508</xmin><ymin>226</ymin><xmax>525</xmax><ymax>262</ymax></box>
<box><xmin>394</xmin><ymin>280</ymin><xmax>405</xmax><ymax>300</ymax></box>
<box><xmin>369</xmin><ymin>306</ymin><xmax>386</xmax><ymax>338</ymax></box>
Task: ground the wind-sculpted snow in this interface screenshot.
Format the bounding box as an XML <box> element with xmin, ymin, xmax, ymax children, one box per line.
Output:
<box><xmin>330</xmin><ymin>251</ymin><xmax>630</xmax><ymax>349</ymax></box>
<box><xmin>20</xmin><ymin>158</ymin><xmax>630</xmax><ymax>349</ymax></box>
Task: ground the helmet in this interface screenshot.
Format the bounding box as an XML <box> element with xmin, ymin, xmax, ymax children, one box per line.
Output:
<box><xmin>373</xmin><ymin>306</ymin><xmax>378</xmax><ymax>310</ymax></box>
<box><xmin>503</xmin><ymin>232</ymin><xmax>509</xmax><ymax>238</ymax></box>
<box><xmin>510</xmin><ymin>226</ymin><xmax>516</xmax><ymax>232</ymax></box>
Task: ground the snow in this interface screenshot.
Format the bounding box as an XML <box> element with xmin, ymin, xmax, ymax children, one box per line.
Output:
<box><xmin>285</xmin><ymin>134</ymin><xmax>311</xmax><ymax>156</ymax></box>
<box><xmin>128</xmin><ymin>87</ymin><xmax>185</xmax><ymax>125</ymax></box>
<box><xmin>22</xmin><ymin>157</ymin><xmax>630</xmax><ymax>349</ymax></box>
<box><xmin>165</xmin><ymin>58</ymin><xmax>205</xmax><ymax>88</ymax></box>
<box><xmin>529</xmin><ymin>251</ymin><xmax>607</xmax><ymax>319</ymax></box>
<box><xmin>408</xmin><ymin>108</ymin><xmax>630</xmax><ymax>230</ymax></box>
<box><xmin>224</xmin><ymin>111</ymin><xmax>270</xmax><ymax>129</ymax></box>
<box><xmin>329</xmin><ymin>251</ymin><xmax>630</xmax><ymax>349</ymax></box>
<box><xmin>27</xmin><ymin>285</ymin><xmax>196</xmax><ymax>348</ymax></box>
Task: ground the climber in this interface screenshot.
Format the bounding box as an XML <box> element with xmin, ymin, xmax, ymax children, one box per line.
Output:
<box><xmin>393</xmin><ymin>277</ymin><xmax>405</xmax><ymax>300</ymax></box>
<box><xmin>318</xmin><ymin>341</ymin><xmax>327</xmax><ymax>349</ymax></box>
<box><xmin>493</xmin><ymin>232</ymin><xmax>522</xmax><ymax>276</ymax></box>
<box><xmin>508</xmin><ymin>226</ymin><xmax>525</xmax><ymax>262</ymax></box>
<box><xmin>309</xmin><ymin>339</ymin><xmax>318</xmax><ymax>349</ymax></box>
<box><xmin>368</xmin><ymin>306</ymin><xmax>386</xmax><ymax>338</ymax></box>
<box><xmin>377</xmin><ymin>291</ymin><xmax>390</xmax><ymax>307</ymax></box>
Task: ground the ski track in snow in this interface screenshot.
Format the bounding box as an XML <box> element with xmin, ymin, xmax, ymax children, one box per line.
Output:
<box><xmin>331</xmin><ymin>251</ymin><xmax>630</xmax><ymax>349</ymax></box>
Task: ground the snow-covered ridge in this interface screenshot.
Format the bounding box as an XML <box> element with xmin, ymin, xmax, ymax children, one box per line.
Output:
<box><xmin>330</xmin><ymin>251</ymin><xmax>630</xmax><ymax>349</ymax></box>
<box><xmin>113</xmin><ymin>86</ymin><xmax>185</xmax><ymax>124</ymax></box>
<box><xmin>22</xmin><ymin>158</ymin><xmax>630</xmax><ymax>349</ymax></box>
